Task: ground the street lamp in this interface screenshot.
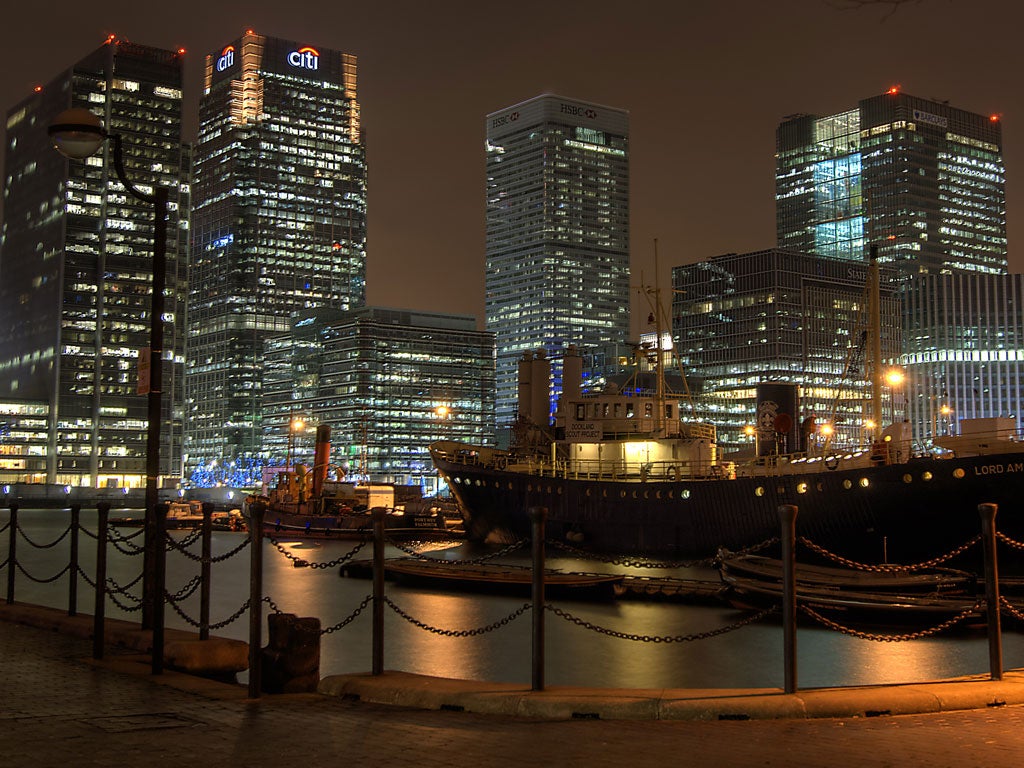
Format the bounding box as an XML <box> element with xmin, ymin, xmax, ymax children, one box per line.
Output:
<box><xmin>884</xmin><ymin>368</ymin><xmax>905</xmax><ymax>424</ymax></box>
<box><xmin>286</xmin><ymin>417</ymin><xmax>305</xmax><ymax>469</ymax></box>
<box><xmin>49</xmin><ymin>107</ymin><xmax>169</xmax><ymax>628</ymax></box>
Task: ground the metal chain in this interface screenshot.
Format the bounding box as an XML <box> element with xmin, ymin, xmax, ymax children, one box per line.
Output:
<box><xmin>0</xmin><ymin>556</ymin><xmax>7</xmax><ymax>570</ymax></box>
<box><xmin>384</xmin><ymin>595</ymin><xmax>531</xmax><ymax>636</ymax></box>
<box><xmin>999</xmin><ymin>596</ymin><xmax>1024</xmax><ymax>622</ymax></box>
<box><xmin>166</xmin><ymin>594</ymin><xmax>250</xmax><ymax>630</ymax></box>
<box><xmin>263</xmin><ymin>595</ymin><xmax>285</xmax><ymax>615</ymax></box>
<box><xmin>78</xmin><ymin>525</ymin><xmax>99</xmax><ymax>540</ymax></box>
<box><xmin>209</xmin><ymin>537</ymin><xmax>251</xmax><ymax>563</ymax></box>
<box><xmin>798</xmin><ymin>602</ymin><xmax>981</xmax><ymax>641</ymax></box>
<box><xmin>107</xmin><ymin>527</ymin><xmax>145</xmax><ymax>542</ymax></box>
<box><xmin>107</xmin><ymin>590</ymin><xmax>144</xmax><ymax>613</ymax></box>
<box><xmin>106</xmin><ymin>575</ymin><xmax>143</xmax><ymax>598</ymax></box>
<box><xmin>108</xmin><ymin>535</ymin><xmax>145</xmax><ymax>556</ymax></box>
<box><xmin>76</xmin><ymin>565</ymin><xmax>96</xmax><ymax>588</ymax></box>
<box><xmin>321</xmin><ymin>595</ymin><xmax>374</xmax><ymax>635</ymax></box>
<box><xmin>16</xmin><ymin>522</ymin><xmax>74</xmax><ymax>549</ymax></box>
<box><xmin>166</xmin><ymin>574</ymin><xmax>202</xmax><ymax>602</ymax></box>
<box><xmin>797</xmin><ymin>535</ymin><xmax>981</xmax><ymax>572</ymax></box>
<box><xmin>177</xmin><ymin>528</ymin><xmax>204</xmax><ymax>548</ymax></box>
<box><xmin>386</xmin><ymin>536</ymin><xmax>526</xmax><ymax>563</ymax></box>
<box><xmin>15</xmin><ymin>560</ymin><xmax>71</xmax><ymax>583</ymax></box>
<box><xmin>109</xmin><ymin>571</ymin><xmax>144</xmax><ymax>591</ymax></box>
<box><xmin>0</xmin><ymin>520</ymin><xmax>10</xmax><ymax>534</ymax></box>
<box><xmin>164</xmin><ymin>532</ymin><xmax>199</xmax><ymax>556</ymax></box>
<box><xmin>266</xmin><ymin>536</ymin><xmax>369</xmax><ymax>569</ymax></box>
<box><xmin>545</xmin><ymin>603</ymin><xmax>775</xmax><ymax>642</ymax></box>
<box><xmin>996</xmin><ymin>531</ymin><xmax>1024</xmax><ymax>552</ymax></box>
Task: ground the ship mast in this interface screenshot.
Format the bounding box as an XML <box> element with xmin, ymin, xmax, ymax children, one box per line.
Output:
<box><xmin>653</xmin><ymin>240</ymin><xmax>665</xmax><ymax>435</ymax></box>
<box><xmin>868</xmin><ymin>244</ymin><xmax>883</xmax><ymax>434</ymax></box>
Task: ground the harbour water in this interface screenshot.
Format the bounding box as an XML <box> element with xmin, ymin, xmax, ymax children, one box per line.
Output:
<box><xmin>6</xmin><ymin>508</ymin><xmax>1024</xmax><ymax>690</ymax></box>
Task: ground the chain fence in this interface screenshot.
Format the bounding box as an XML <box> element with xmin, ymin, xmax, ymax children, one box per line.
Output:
<box><xmin>799</xmin><ymin>602</ymin><xmax>983</xmax><ymax>641</ymax></box>
<box><xmin>798</xmin><ymin>534</ymin><xmax>981</xmax><ymax>572</ymax></box>
<box><xmin>385</xmin><ymin>536</ymin><xmax>525</xmax><ymax>564</ymax></box>
<box><xmin>385</xmin><ymin>595</ymin><xmax>531</xmax><ymax>637</ymax></box>
<box><xmin>267</xmin><ymin>536</ymin><xmax>369</xmax><ymax>569</ymax></box>
<box><xmin>15</xmin><ymin>521</ymin><xmax>74</xmax><ymax>550</ymax></box>
<box><xmin>545</xmin><ymin>603</ymin><xmax>776</xmax><ymax>642</ymax></box>
<box><xmin>996</xmin><ymin>531</ymin><xmax>1024</xmax><ymax>552</ymax></box>
<box><xmin>14</xmin><ymin>560</ymin><xmax>71</xmax><ymax>584</ymax></box>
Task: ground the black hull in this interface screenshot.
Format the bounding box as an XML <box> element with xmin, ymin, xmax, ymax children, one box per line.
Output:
<box><xmin>434</xmin><ymin>453</ymin><xmax>1024</xmax><ymax>563</ymax></box>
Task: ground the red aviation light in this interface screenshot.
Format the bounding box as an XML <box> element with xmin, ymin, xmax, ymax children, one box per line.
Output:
<box><xmin>990</xmin><ymin>114</ymin><xmax>1000</xmax><ymax>122</ymax></box>
<box><xmin>33</xmin><ymin>85</ymin><xmax>42</xmax><ymax>93</ymax></box>
<box><xmin>887</xmin><ymin>85</ymin><xmax>901</xmax><ymax>95</ymax></box>
<box><xmin>177</xmin><ymin>47</ymin><xmax>186</xmax><ymax>55</ymax></box>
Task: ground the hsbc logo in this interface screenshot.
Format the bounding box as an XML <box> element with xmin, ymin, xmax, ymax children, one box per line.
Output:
<box><xmin>490</xmin><ymin>111</ymin><xmax>519</xmax><ymax>129</ymax></box>
<box><xmin>560</xmin><ymin>104</ymin><xmax>598</xmax><ymax>119</ymax></box>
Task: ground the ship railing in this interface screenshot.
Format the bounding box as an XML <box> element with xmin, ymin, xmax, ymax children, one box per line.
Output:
<box><xmin>555</xmin><ymin>458</ymin><xmax>721</xmax><ymax>482</ymax></box>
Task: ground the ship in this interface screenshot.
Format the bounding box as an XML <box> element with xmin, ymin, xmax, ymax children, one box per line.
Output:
<box><xmin>247</xmin><ymin>426</ymin><xmax>462</xmax><ymax>540</ymax></box>
<box><xmin>429</xmin><ymin>250</ymin><xmax>1024</xmax><ymax>562</ymax></box>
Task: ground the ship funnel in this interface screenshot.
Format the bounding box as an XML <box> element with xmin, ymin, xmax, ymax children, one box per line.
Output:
<box><xmin>313</xmin><ymin>424</ymin><xmax>331</xmax><ymax>497</ymax></box>
<box><xmin>563</xmin><ymin>344</ymin><xmax>582</xmax><ymax>403</ymax></box>
<box><xmin>754</xmin><ymin>383</ymin><xmax>799</xmax><ymax>456</ymax></box>
<box><xmin>531</xmin><ymin>349</ymin><xmax>551</xmax><ymax>426</ymax></box>
<box><xmin>518</xmin><ymin>351</ymin><xmax>534</xmax><ymax>422</ymax></box>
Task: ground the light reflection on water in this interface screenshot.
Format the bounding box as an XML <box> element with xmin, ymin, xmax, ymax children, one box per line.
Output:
<box><xmin>5</xmin><ymin>509</ymin><xmax>1023</xmax><ymax>690</ymax></box>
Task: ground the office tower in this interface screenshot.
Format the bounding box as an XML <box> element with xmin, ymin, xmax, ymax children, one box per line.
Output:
<box><xmin>257</xmin><ymin>307</ymin><xmax>495</xmax><ymax>494</ymax></box>
<box><xmin>902</xmin><ymin>273</ymin><xmax>1024</xmax><ymax>445</ymax></box>
<box><xmin>0</xmin><ymin>37</ymin><xmax>188</xmax><ymax>488</ymax></box>
<box><xmin>776</xmin><ymin>88</ymin><xmax>1006</xmax><ymax>276</ymax></box>
<box><xmin>485</xmin><ymin>94</ymin><xmax>630</xmax><ymax>432</ymax></box>
<box><xmin>671</xmin><ymin>249</ymin><xmax>901</xmax><ymax>452</ymax></box>
<box><xmin>188</xmin><ymin>31</ymin><xmax>367</xmax><ymax>472</ymax></box>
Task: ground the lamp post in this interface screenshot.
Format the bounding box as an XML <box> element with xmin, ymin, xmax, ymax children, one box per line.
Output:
<box><xmin>49</xmin><ymin>108</ymin><xmax>168</xmax><ymax>628</ymax></box>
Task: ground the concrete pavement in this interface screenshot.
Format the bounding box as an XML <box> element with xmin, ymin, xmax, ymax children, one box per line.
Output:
<box><xmin>5</xmin><ymin>604</ymin><xmax>1024</xmax><ymax>766</ymax></box>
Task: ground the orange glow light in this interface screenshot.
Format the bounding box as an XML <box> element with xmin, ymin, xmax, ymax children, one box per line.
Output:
<box><xmin>246</xmin><ymin>28</ymin><xmax>255</xmax><ymax>35</ymax></box>
<box><xmin>33</xmin><ymin>85</ymin><xmax>42</xmax><ymax>93</ymax></box>
<box><xmin>990</xmin><ymin>114</ymin><xmax>1000</xmax><ymax>122</ymax></box>
<box><xmin>177</xmin><ymin>47</ymin><xmax>186</xmax><ymax>55</ymax></box>
<box><xmin>887</xmin><ymin>85</ymin><xmax>900</xmax><ymax>95</ymax></box>
<box><xmin>221</xmin><ymin>45</ymin><xmax>235</xmax><ymax>55</ymax></box>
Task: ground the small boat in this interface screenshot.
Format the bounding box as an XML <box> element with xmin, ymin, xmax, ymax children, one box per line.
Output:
<box><xmin>716</xmin><ymin>549</ymin><xmax>976</xmax><ymax>595</ymax></box>
<box><xmin>341</xmin><ymin>558</ymin><xmax>624</xmax><ymax>601</ymax></box>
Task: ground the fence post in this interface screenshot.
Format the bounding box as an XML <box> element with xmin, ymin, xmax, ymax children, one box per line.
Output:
<box><xmin>93</xmin><ymin>502</ymin><xmax>109</xmax><ymax>660</ymax></box>
<box><xmin>248</xmin><ymin>501</ymin><xmax>265</xmax><ymax>698</ymax></box>
<box><xmin>530</xmin><ymin>506</ymin><xmax>547</xmax><ymax>692</ymax></box>
<box><xmin>200</xmin><ymin>502</ymin><xmax>213</xmax><ymax>641</ymax></box>
<box><xmin>68</xmin><ymin>503</ymin><xmax>81</xmax><ymax>616</ymax></box>
<box><xmin>979</xmin><ymin>502</ymin><xmax>1002</xmax><ymax>681</ymax></box>
<box><xmin>6</xmin><ymin>504</ymin><xmax>17</xmax><ymax>604</ymax></box>
<box><xmin>372</xmin><ymin>506</ymin><xmax>386</xmax><ymax>676</ymax></box>
<box><xmin>779</xmin><ymin>504</ymin><xmax>798</xmax><ymax>694</ymax></box>
<box><xmin>152</xmin><ymin>502</ymin><xmax>167</xmax><ymax>675</ymax></box>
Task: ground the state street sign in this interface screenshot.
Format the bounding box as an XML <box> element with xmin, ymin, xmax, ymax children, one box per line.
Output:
<box><xmin>137</xmin><ymin>347</ymin><xmax>151</xmax><ymax>395</ymax></box>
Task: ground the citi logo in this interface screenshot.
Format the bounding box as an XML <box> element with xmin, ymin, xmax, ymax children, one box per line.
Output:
<box><xmin>216</xmin><ymin>46</ymin><xmax>235</xmax><ymax>72</ymax></box>
<box><xmin>288</xmin><ymin>46</ymin><xmax>320</xmax><ymax>70</ymax></box>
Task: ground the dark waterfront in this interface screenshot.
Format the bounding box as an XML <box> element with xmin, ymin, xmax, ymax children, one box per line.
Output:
<box><xmin>5</xmin><ymin>508</ymin><xmax>1024</xmax><ymax>690</ymax></box>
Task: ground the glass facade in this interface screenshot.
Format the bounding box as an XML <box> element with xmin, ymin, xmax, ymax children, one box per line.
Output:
<box><xmin>260</xmin><ymin>307</ymin><xmax>495</xmax><ymax>494</ymax></box>
<box><xmin>902</xmin><ymin>273</ymin><xmax>1024</xmax><ymax>446</ymax></box>
<box><xmin>485</xmin><ymin>95</ymin><xmax>630</xmax><ymax>432</ymax></box>
<box><xmin>672</xmin><ymin>250</ymin><xmax>900</xmax><ymax>452</ymax></box>
<box><xmin>0</xmin><ymin>38</ymin><xmax>188</xmax><ymax>488</ymax></box>
<box><xmin>188</xmin><ymin>31</ymin><xmax>367</xmax><ymax>472</ymax></box>
<box><xmin>776</xmin><ymin>91</ymin><xmax>1006</xmax><ymax>277</ymax></box>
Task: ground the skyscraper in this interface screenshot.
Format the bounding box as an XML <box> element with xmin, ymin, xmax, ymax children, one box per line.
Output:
<box><xmin>485</xmin><ymin>94</ymin><xmax>630</xmax><ymax>431</ymax></box>
<box><xmin>776</xmin><ymin>88</ymin><xmax>1006</xmax><ymax>276</ymax></box>
<box><xmin>0</xmin><ymin>36</ymin><xmax>188</xmax><ymax>488</ymax></box>
<box><xmin>188</xmin><ymin>31</ymin><xmax>367</xmax><ymax>472</ymax></box>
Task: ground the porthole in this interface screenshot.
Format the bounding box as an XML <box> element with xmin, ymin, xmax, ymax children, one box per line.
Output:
<box><xmin>902</xmin><ymin>474</ymin><xmax>913</xmax><ymax>484</ymax></box>
<box><xmin>922</xmin><ymin>471</ymin><xmax>933</xmax><ymax>481</ymax></box>
<box><xmin>953</xmin><ymin>468</ymin><xmax>965</xmax><ymax>479</ymax></box>
<box><xmin>527</xmin><ymin>484</ymin><xmax>533</xmax><ymax>492</ymax></box>
<box><xmin>668</xmin><ymin>490</ymin><xmax>675</xmax><ymax>499</ymax></box>
<box><xmin>620</xmin><ymin>490</ymin><xmax>627</xmax><ymax>499</ymax></box>
<box><xmin>755</xmin><ymin>487</ymin><xmax>765</xmax><ymax>497</ymax></box>
<box><xmin>816</xmin><ymin>482</ymin><xmax>824</xmax><ymax>492</ymax></box>
<box><xmin>585</xmin><ymin>488</ymin><xmax>591</xmax><ymax>497</ymax></box>
<box><xmin>859</xmin><ymin>478</ymin><xmax>869</xmax><ymax>488</ymax></box>
<box><xmin>796</xmin><ymin>482</ymin><xmax>808</xmax><ymax>494</ymax></box>
<box><xmin>507</xmin><ymin>482</ymin><xmax>513</xmax><ymax>490</ymax></box>
<box><xmin>655</xmin><ymin>491</ymin><xmax>662</xmax><ymax>500</ymax></box>
<box><xmin>557</xmin><ymin>487</ymin><xmax>563</xmax><ymax>495</ymax></box>
<box><xmin>632</xmin><ymin>490</ymin><xmax>639</xmax><ymax>499</ymax></box>
<box><xmin>681</xmin><ymin>489</ymin><xmax>691</xmax><ymax>500</ymax></box>
<box><xmin>453</xmin><ymin>477</ymin><xmax>462</xmax><ymax>484</ymax></box>
<box><xmin>843</xmin><ymin>479</ymin><xmax>852</xmax><ymax>490</ymax></box>
<box><xmin>643</xmin><ymin>491</ymin><xmax>649</xmax><ymax>499</ymax></box>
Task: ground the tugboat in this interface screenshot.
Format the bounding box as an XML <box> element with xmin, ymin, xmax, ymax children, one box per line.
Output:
<box><xmin>430</xmin><ymin>249</ymin><xmax>1024</xmax><ymax>561</ymax></box>
<box><xmin>248</xmin><ymin>425</ymin><xmax>461</xmax><ymax>540</ymax></box>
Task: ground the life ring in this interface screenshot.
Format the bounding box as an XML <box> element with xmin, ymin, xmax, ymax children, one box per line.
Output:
<box><xmin>666</xmin><ymin>465</ymin><xmax>681</xmax><ymax>482</ymax></box>
<box><xmin>824</xmin><ymin>456</ymin><xmax>840</xmax><ymax>471</ymax></box>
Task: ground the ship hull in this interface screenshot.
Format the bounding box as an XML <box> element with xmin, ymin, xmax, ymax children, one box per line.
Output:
<box><xmin>433</xmin><ymin>452</ymin><xmax>1024</xmax><ymax>563</ymax></box>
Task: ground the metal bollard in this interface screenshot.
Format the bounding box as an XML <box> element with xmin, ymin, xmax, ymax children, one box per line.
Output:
<box><xmin>248</xmin><ymin>501</ymin><xmax>266</xmax><ymax>698</ymax></box>
<box><xmin>93</xmin><ymin>502</ymin><xmax>110</xmax><ymax>660</ymax></box>
<box><xmin>69</xmin><ymin>504</ymin><xmax>81</xmax><ymax>616</ymax></box>
<box><xmin>6</xmin><ymin>504</ymin><xmax>17</xmax><ymax>605</ymax></box>
<box><xmin>979</xmin><ymin>503</ymin><xmax>1003</xmax><ymax>680</ymax></box>
<box><xmin>372</xmin><ymin>507</ymin><xmax>386</xmax><ymax>676</ymax></box>
<box><xmin>779</xmin><ymin>504</ymin><xmax>798</xmax><ymax>694</ymax></box>
<box><xmin>152</xmin><ymin>502</ymin><xmax>168</xmax><ymax>675</ymax></box>
<box><xmin>200</xmin><ymin>502</ymin><xmax>213</xmax><ymax>641</ymax></box>
<box><xmin>530</xmin><ymin>507</ymin><xmax>547</xmax><ymax>692</ymax></box>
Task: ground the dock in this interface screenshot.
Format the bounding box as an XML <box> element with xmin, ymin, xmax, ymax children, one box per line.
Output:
<box><xmin>340</xmin><ymin>558</ymin><xmax>728</xmax><ymax>604</ymax></box>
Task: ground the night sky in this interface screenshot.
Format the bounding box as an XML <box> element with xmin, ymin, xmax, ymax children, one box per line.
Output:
<box><xmin>3</xmin><ymin>0</ymin><xmax>1021</xmax><ymax>337</ymax></box>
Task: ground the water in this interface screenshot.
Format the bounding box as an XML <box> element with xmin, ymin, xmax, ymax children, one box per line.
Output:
<box><xmin>4</xmin><ymin>508</ymin><xmax>1022</xmax><ymax>690</ymax></box>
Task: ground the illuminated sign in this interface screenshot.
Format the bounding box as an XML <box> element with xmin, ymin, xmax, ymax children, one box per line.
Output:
<box><xmin>912</xmin><ymin>109</ymin><xmax>948</xmax><ymax>129</ymax></box>
<box><xmin>216</xmin><ymin>45</ymin><xmax>235</xmax><ymax>72</ymax></box>
<box><xmin>288</xmin><ymin>46</ymin><xmax>320</xmax><ymax>71</ymax></box>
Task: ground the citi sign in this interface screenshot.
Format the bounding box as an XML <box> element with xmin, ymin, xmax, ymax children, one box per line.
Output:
<box><xmin>215</xmin><ymin>46</ymin><xmax>235</xmax><ymax>72</ymax></box>
<box><xmin>288</xmin><ymin>46</ymin><xmax>320</xmax><ymax>70</ymax></box>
